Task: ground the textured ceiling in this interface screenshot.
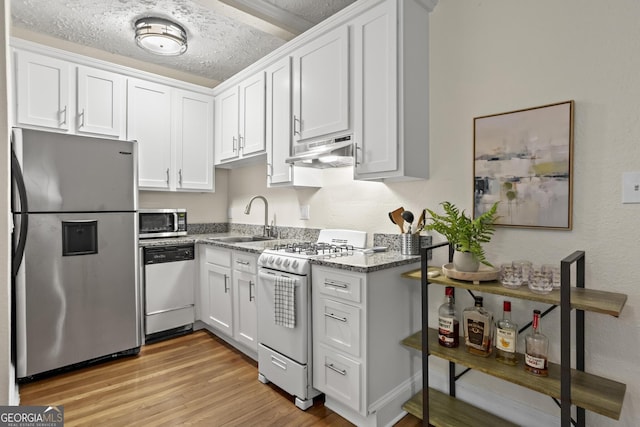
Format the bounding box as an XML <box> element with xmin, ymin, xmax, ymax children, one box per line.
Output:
<box><xmin>10</xmin><ymin>0</ymin><xmax>356</xmax><ymax>84</ymax></box>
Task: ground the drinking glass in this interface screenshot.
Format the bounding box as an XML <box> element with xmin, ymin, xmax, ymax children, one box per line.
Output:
<box><xmin>528</xmin><ymin>265</ymin><xmax>553</xmax><ymax>294</ymax></box>
<box><xmin>513</xmin><ymin>260</ymin><xmax>532</xmax><ymax>285</ymax></box>
<box><xmin>500</xmin><ymin>262</ymin><xmax>522</xmax><ymax>289</ymax></box>
<box><xmin>548</xmin><ymin>265</ymin><xmax>562</xmax><ymax>288</ymax></box>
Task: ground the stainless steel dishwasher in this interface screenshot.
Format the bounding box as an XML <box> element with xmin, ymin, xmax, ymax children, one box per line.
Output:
<box><xmin>143</xmin><ymin>243</ymin><xmax>195</xmax><ymax>343</ymax></box>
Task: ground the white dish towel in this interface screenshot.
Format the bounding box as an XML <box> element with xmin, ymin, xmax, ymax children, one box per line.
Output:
<box><xmin>274</xmin><ymin>275</ymin><xmax>296</xmax><ymax>328</ymax></box>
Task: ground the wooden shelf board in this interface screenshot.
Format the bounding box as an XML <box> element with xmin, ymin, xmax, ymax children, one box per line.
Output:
<box><xmin>402</xmin><ymin>329</ymin><xmax>626</xmax><ymax>420</ymax></box>
<box><xmin>401</xmin><ymin>267</ymin><xmax>627</xmax><ymax>317</ymax></box>
<box><xmin>403</xmin><ymin>388</ymin><xmax>519</xmax><ymax>427</ymax></box>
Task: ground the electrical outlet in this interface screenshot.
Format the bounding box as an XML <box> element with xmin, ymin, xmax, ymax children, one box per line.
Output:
<box><xmin>622</xmin><ymin>172</ymin><xmax>640</xmax><ymax>203</ymax></box>
<box><xmin>300</xmin><ymin>205</ymin><xmax>310</xmax><ymax>220</ymax></box>
<box><xmin>227</xmin><ymin>208</ymin><xmax>233</xmax><ymax>219</ymax></box>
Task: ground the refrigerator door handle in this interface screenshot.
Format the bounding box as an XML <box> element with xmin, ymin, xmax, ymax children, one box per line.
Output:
<box><xmin>11</xmin><ymin>148</ymin><xmax>29</xmax><ymax>277</ymax></box>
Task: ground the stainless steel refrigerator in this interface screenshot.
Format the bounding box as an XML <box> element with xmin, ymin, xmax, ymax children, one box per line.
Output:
<box><xmin>11</xmin><ymin>128</ymin><xmax>142</xmax><ymax>380</ymax></box>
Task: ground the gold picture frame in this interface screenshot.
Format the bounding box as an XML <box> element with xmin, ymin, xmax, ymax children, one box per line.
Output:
<box><xmin>473</xmin><ymin>100</ymin><xmax>574</xmax><ymax>229</ymax></box>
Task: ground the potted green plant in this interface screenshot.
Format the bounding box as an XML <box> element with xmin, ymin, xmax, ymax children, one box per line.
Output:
<box><xmin>423</xmin><ymin>201</ymin><xmax>499</xmax><ymax>272</ymax></box>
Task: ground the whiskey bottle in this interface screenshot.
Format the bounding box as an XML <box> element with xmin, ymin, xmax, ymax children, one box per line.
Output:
<box><xmin>438</xmin><ymin>286</ymin><xmax>459</xmax><ymax>348</ymax></box>
<box><xmin>495</xmin><ymin>300</ymin><xmax>518</xmax><ymax>365</ymax></box>
<box><xmin>463</xmin><ymin>296</ymin><xmax>493</xmax><ymax>357</ymax></box>
<box><xmin>524</xmin><ymin>309</ymin><xmax>549</xmax><ymax>376</ymax></box>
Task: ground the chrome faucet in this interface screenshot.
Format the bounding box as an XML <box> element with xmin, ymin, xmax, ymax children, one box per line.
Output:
<box><xmin>244</xmin><ymin>195</ymin><xmax>272</xmax><ymax>237</ymax></box>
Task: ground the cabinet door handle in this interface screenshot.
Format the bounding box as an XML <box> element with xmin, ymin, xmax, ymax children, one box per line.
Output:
<box><xmin>78</xmin><ymin>108</ymin><xmax>85</xmax><ymax>128</ymax></box>
<box><xmin>232</xmin><ymin>136</ymin><xmax>237</xmax><ymax>152</ymax></box>
<box><xmin>293</xmin><ymin>115</ymin><xmax>300</xmax><ymax>136</ymax></box>
<box><xmin>165</xmin><ymin>168</ymin><xmax>170</xmax><ymax>185</ymax></box>
<box><xmin>324</xmin><ymin>312</ymin><xmax>347</xmax><ymax>322</ymax></box>
<box><xmin>325</xmin><ymin>363</ymin><xmax>347</xmax><ymax>376</ymax></box>
<box><xmin>239</xmin><ymin>134</ymin><xmax>244</xmax><ymax>150</ymax></box>
<box><xmin>266</xmin><ymin>163</ymin><xmax>272</xmax><ymax>178</ymax></box>
<box><xmin>354</xmin><ymin>143</ymin><xmax>362</xmax><ymax>166</ymax></box>
<box><xmin>249</xmin><ymin>280</ymin><xmax>255</xmax><ymax>301</ymax></box>
<box><xmin>223</xmin><ymin>274</ymin><xmax>229</xmax><ymax>293</ymax></box>
<box><xmin>178</xmin><ymin>169</ymin><xmax>183</xmax><ymax>186</ymax></box>
<box><xmin>324</xmin><ymin>278</ymin><xmax>348</xmax><ymax>289</ymax></box>
<box><xmin>59</xmin><ymin>105</ymin><xmax>67</xmax><ymax>126</ymax></box>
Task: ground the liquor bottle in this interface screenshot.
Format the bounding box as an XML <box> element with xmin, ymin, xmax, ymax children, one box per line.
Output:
<box><xmin>524</xmin><ymin>310</ymin><xmax>549</xmax><ymax>376</ymax></box>
<box><xmin>438</xmin><ymin>286</ymin><xmax>459</xmax><ymax>348</ymax></box>
<box><xmin>495</xmin><ymin>300</ymin><xmax>518</xmax><ymax>365</ymax></box>
<box><xmin>463</xmin><ymin>296</ymin><xmax>493</xmax><ymax>357</ymax></box>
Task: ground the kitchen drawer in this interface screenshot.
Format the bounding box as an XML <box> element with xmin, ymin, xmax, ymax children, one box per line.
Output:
<box><xmin>313</xmin><ymin>267</ymin><xmax>362</xmax><ymax>304</ymax></box>
<box><xmin>205</xmin><ymin>247</ymin><xmax>231</xmax><ymax>267</ymax></box>
<box><xmin>258</xmin><ymin>343</ymin><xmax>307</xmax><ymax>399</ymax></box>
<box><xmin>233</xmin><ymin>252</ymin><xmax>257</xmax><ymax>274</ymax></box>
<box><xmin>314</xmin><ymin>343</ymin><xmax>361</xmax><ymax>413</ymax></box>
<box><xmin>317</xmin><ymin>297</ymin><xmax>361</xmax><ymax>357</ymax></box>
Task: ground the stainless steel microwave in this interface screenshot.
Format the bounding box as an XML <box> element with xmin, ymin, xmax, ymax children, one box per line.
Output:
<box><xmin>139</xmin><ymin>209</ymin><xmax>187</xmax><ymax>239</ymax></box>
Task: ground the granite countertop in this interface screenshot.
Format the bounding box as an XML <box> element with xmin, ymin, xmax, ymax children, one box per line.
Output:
<box><xmin>139</xmin><ymin>233</ymin><xmax>420</xmax><ymax>273</ymax></box>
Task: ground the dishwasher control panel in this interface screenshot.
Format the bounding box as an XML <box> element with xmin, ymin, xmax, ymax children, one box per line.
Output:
<box><xmin>143</xmin><ymin>244</ymin><xmax>195</xmax><ymax>264</ymax></box>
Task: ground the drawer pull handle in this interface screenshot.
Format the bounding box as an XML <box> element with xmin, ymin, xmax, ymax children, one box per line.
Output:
<box><xmin>271</xmin><ymin>355</ymin><xmax>287</xmax><ymax>370</ymax></box>
<box><xmin>236</xmin><ymin>260</ymin><xmax>250</xmax><ymax>266</ymax></box>
<box><xmin>324</xmin><ymin>279</ymin><xmax>348</xmax><ymax>289</ymax></box>
<box><xmin>324</xmin><ymin>312</ymin><xmax>347</xmax><ymax>322</ymax></box>
<box><xmin>325</xmin><ymin>363</ymin><xmax>347</xmax><ymax>376</ymax></box>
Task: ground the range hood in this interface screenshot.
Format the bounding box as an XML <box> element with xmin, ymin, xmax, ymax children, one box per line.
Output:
<box><xmin>285</xmin><ymin>135</ymin><xmax>353</xmax><ymax>168</ymax></box>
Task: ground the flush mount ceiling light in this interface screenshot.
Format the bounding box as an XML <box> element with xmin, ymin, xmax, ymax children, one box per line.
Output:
<box><xmin>134</xmin><ymin>17</ymin><xmax>188</xmax><ymax>56</ymax></box>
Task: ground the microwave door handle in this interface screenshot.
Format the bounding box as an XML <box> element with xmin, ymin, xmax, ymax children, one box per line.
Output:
<box><xmin>173</xmin><ymin>212</ymin><xmax>179</xmax><ymax>232</ymax></box>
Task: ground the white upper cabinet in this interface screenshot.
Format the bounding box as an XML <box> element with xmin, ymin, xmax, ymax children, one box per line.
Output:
<box><xmin>76</xmin><ymin>66</ymin><xmax>126</xmax><ymax>138</ymax></box>
<box><xmin>173</xmin><ymin>89</ymin><xmax>214</xmax><ymax>191</ymax></box>
<box><xmin>15</xmin><ymin>50</ymin><xmax>71</xmax><ymax>131</ymax></box>
<box><xmin>127</xmin><ymin>78</ymin><xmax>172</xmax><ymax>190</ymax></box>
<box><xmin>352</xmin><ymin>0</ymin><xmax>430</xmax><ymax>181</ymax></box>
<box><xmin>128</xmin><ymin>79</ymin><xmax>214</xmax><ymax>192</ymax></box>
<box><xmin>215</xmin><ymin>73</ymin><xmax>266</xmax><ymax>166</ymax></box>
<box><xmin>265</xmin><ymin>57</ymin><xmax>322</xmax><ymax>188</ymax></box>
<box><xmin>239</xmin><ymin>72</ymin><xmax>266</xmax><ymax>156</ymax></box>
<box><xmin>15</xmin><ymin>50</ymin><xmax>126</xmax><ymax>139</ymax></box>
<box><xmin>215</xmin><ymin>86</ymin><xmax>239</xmax><ymax>162</ymax></box>
<box><xmin>292</xmin><ymin>25</ymin><xmax>350</xmax><ymax>143</ymax></box>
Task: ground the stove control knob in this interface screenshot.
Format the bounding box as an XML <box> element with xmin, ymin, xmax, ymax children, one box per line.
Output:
<box><xmin>268</xmin><ymin>256</ymin><xmax>275</xmax><ymax>264</ymax></box>
<box><xmin>283</xmin><ymin>259</ymin><xmax>290</xmax><ymax>267</ymax></box>
<box><xmin>291</xmin><ymin>260</ymin><xmax>299</xmax><ymax>270</ymax></box>
<box><xmin>275</xmin><ymin>257</ymin><xmax>282</xmax><ymax>266</ymax></box>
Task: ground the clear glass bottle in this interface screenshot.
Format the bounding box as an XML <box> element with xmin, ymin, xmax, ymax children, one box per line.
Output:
<box><xmin>524</xmin><ymin>309</ymin><xmax>549</xmax><ymax>376</ymax></box>
<box><xmin>438</xmin><ymin>286</ymin><xmax>459</xmax><ymax>348</ymax></box>
<box><xmin>463</xmin><ymin>296</ymin><xmax>493</xmax><ymax>357</ymax></box>
<box><xmin>495</xmin><ymin>300</ymin><xmax>518</xmax><ymax>365</ymax></box>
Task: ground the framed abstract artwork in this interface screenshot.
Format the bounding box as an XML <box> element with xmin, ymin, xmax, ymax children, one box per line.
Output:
<box><xmin>473</xmin><ymin>100</ymin><xmax>574</xmax><ymax>229</ymax></box>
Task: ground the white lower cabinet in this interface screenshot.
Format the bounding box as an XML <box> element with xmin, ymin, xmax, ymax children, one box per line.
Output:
<box><xmin>232</xmin><ymin>252</ymin><xmax>258</xmax><ymax>352</ymax></box>
<box><xmin>315</xmin><ymin>343</ymin><xmax>361</xmax><ymax>412</ymax></box>
<box><xmin>201</xmin><ymin>247</ymin><xmax>233</xmax><ymax>337</ymax></box>
<box><xmin>198</xmin><ymin>245</ymin><xmax>258</xmax><ymax>357</ymax></box>
<box><xmin>312</xmin><ymin>263</ymin><xmax>421</xmax><ymax>427</ymax></box>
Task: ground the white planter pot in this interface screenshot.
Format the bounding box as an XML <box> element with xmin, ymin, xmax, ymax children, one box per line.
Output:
<box><xmin>453</xmin><ymin>251</ymin><xmax>479</xmax><ymax>272</ymax></box>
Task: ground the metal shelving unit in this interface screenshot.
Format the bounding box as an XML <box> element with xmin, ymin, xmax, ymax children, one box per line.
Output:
<box><xmin>401</xmin><ymin>244</ymin><xmax>627</xmax><ymax>426</ymax></box>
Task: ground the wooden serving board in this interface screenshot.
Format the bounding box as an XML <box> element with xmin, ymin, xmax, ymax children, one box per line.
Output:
<box><xmin>442</xmin><ymin>263</ymin><xmax>499</xmax><ymax>284</ymax></box>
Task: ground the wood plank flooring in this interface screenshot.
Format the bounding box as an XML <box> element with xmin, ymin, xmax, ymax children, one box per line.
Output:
<box><xmin>20</xmin><ymin>330</ymin><xmax>421</xmax><ymax>426</ymax></box>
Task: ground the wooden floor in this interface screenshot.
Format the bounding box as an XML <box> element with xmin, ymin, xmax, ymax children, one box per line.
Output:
<box><xmin>20</xmin><ymin>330</ymin><xmax>422</xmax><ymax>426</ymax></box>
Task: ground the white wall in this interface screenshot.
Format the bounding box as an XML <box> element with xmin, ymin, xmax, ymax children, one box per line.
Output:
<box><xmin>1</xmin><ymin>0</ymin><xmax>13</xmax><ymax>405</ymax></box>
<box><xmin>225</xmin><ymin>1</ymin><xmax>640</xmax><ymax>424</ymax></box>
<box><xmin>139</xmin><ymin>169</ymin><xmax>229</xmax><ymax>223</ymax></box>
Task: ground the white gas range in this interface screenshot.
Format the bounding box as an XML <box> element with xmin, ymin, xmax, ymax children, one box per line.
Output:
<box><xmin>256</xmin><ymin>229</ymin><xmax>366</xmax><ymax>410</ymax></box>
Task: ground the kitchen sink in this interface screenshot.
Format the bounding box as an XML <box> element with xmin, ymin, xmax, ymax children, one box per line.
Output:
<box><xmin>207</xmin><ymin>235</ymin><xmax>275</xmax><ymax>243</ymax></box>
